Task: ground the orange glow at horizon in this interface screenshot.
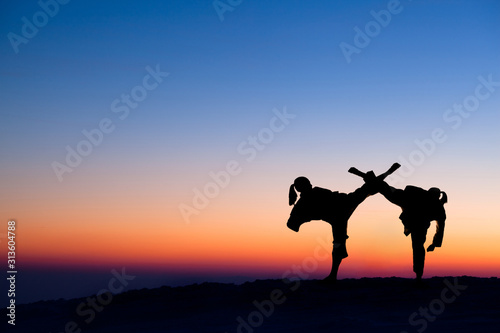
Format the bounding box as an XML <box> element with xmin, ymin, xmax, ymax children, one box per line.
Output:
<box><xmin>4</xmin><ymin>165</ymin><xmax>500</xmax><ymax>280</ymax></box>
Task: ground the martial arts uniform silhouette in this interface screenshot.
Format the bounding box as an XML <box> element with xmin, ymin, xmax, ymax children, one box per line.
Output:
<box><xmin>378</xmin><ymin>182</ymin><xmax>447</xmax><ymax>281</ymax></box>
<box><xmin>287</xmin><ymin>176</ymin><xmax>375</xmax><ymax>282</ymax></box>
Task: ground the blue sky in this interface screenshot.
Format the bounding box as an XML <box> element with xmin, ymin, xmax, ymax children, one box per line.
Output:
<box><xmin>2</xmin><ymin>1</ymin><xmax>499</xmax><ymax>165</ymax></box>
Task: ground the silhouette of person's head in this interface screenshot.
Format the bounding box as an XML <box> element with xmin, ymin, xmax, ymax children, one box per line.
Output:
<box><xmin>428</xmin><ymin>187</ymin><xmax>448</xmax><ymax>204</ymax></box>
<box><xmin>428</xmin><ymin>187</ymin><xmax>440</xmax><ymax>199</ymax></box>
<box><xmin>289</xmin><ymin>176</ymin><xmax>312</xmax><ymax>206</ymax></box>
<box><xmin>293</xmin><ymin>177</ymin><xmax>312</xmax><ymax>193</ymax></box>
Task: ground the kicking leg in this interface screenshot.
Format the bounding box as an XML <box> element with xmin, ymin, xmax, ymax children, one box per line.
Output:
<box><xmin>375</xmin><ymin>180</ymin><xmax>405</xmax><ymax>207</ymax></box>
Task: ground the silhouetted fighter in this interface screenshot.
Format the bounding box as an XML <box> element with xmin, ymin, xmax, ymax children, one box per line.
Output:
<box><xmin>286</xmin><ymin>164</ymin><xmax>400</xmax><ymax>283</ymax></box>
<box><xmin>376</xmin><ymin>181</ymin><xmax>447</xmax><ymax>282</ymax></box>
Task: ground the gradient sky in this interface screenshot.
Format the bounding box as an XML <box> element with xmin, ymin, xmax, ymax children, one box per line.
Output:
<box><xmin>1</xmin><ymin>0</ymin><xmax>499</xmax><ymax>304</ymax></box>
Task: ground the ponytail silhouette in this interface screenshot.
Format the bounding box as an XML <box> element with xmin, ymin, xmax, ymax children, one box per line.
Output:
<box><xmin>289</xmin><ymin>184</ymin><xmax>297</xmax><ymax>205</ymax></box>
<box><xmin>440</xmin><ymin>191</ymin><xmax>448</xmax><ymax>204</ymax></box>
